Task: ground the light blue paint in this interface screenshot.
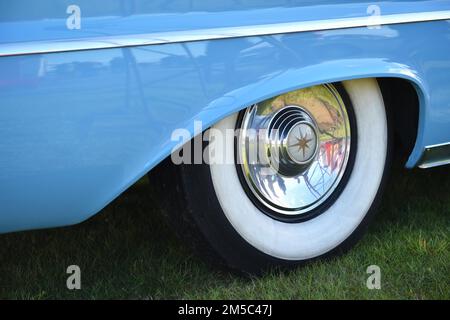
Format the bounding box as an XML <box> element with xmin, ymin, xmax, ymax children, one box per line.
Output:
<box><xmin>0</xmin><ymin>1</ymin><xmax>449</xmax><ymax>233</ymax></box>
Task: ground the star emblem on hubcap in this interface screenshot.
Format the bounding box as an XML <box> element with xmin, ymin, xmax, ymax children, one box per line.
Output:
<box><xmin>290</xmin><ymin>130</ymin><xmax>313</xmax><ymax>158</ymax></box>
<box><xmin>286</xmin><ymin>123</ymin><xmax>317</xmax><ymax>164</ymax></box>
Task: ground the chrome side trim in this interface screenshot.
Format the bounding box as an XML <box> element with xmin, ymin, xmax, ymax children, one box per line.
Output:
<box><xmin>418</xmin><ymin>142</ymin><xmax>450</xmax><ymax>169</ymax></box>
<box><xmin>1</xmin><ymin>10</ymin><xmax>450</xmax><ymax>57</ymax></box>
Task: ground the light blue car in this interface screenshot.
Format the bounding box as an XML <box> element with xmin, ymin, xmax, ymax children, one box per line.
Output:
<box><xmin>1</xmin><ymin>1</ymin><xmax>449</xmax><ymax>273</ymax></box>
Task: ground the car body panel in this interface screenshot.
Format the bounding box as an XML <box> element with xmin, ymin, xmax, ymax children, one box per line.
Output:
<box><xmin>0</xmin><ymin>1</ymin><xmax>449</xmax><ymax>233</ymax></box>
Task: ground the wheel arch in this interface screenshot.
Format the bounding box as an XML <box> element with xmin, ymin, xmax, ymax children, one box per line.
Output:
<box><xmin>377</xmin><ymin>78</ymin><xmax>421</xmax><ymax>167</ymax></box>
<box><xmin>147</xmin><ymin>64</ymin><xmax>428</xmax><ymax>221</ymax></box>
<box><xmin>198</xmin><ymin>62</ymin><xmax>427</xmax><ymax>169</ymax></box>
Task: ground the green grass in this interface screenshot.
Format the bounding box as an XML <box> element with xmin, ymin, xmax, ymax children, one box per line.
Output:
<box><xmin>0</xmin><ymin>165</ymin><xmax>448</xmax><ymax>299</ymax></box>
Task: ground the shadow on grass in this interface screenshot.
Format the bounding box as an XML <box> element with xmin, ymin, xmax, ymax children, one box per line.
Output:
<box><xmin>0</xmin><ymin>165</ymin><xmax>448</xmax><ymax>299</ymax></box>
<box><xmin>374</xmin><ymin>165</ymin><xmax>450</xmax><ymax>230</ymax></box>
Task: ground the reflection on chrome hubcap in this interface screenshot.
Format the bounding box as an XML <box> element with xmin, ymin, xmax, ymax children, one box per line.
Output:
<box><xmin>237</xmin><ymin>84</ymin><xmax>352</xmax><ymax>218</ymax></box>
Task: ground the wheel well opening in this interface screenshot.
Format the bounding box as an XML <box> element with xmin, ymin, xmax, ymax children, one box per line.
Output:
<box><xmin>377</xmin><ymin>78</ymin><xmax>420</xmax><ymax>166</ymax></box>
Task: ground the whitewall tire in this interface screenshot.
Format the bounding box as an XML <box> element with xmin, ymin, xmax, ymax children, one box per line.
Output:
<box><xmin>149</xmin><ymin>78</ymin><xmax>390</xmax><ymax>274</ymax></box>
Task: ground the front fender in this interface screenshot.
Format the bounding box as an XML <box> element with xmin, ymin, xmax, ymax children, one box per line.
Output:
<box><xmin>0</xmin><ymin>21</ymin><xmax>449</xmax><ymax>233</ymax></box>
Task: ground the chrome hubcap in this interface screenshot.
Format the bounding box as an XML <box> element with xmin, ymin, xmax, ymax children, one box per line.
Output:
<box><xmin>237</xmin><ymin>84</ymin><xmax>353</xmax><ymax>218</ymax></box>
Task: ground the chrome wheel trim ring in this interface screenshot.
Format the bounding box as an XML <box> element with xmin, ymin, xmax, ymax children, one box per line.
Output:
<box><xmin>236</xmin><ymin>84</ymin><xmax>353</xmax><ymax>219</ymax></box>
